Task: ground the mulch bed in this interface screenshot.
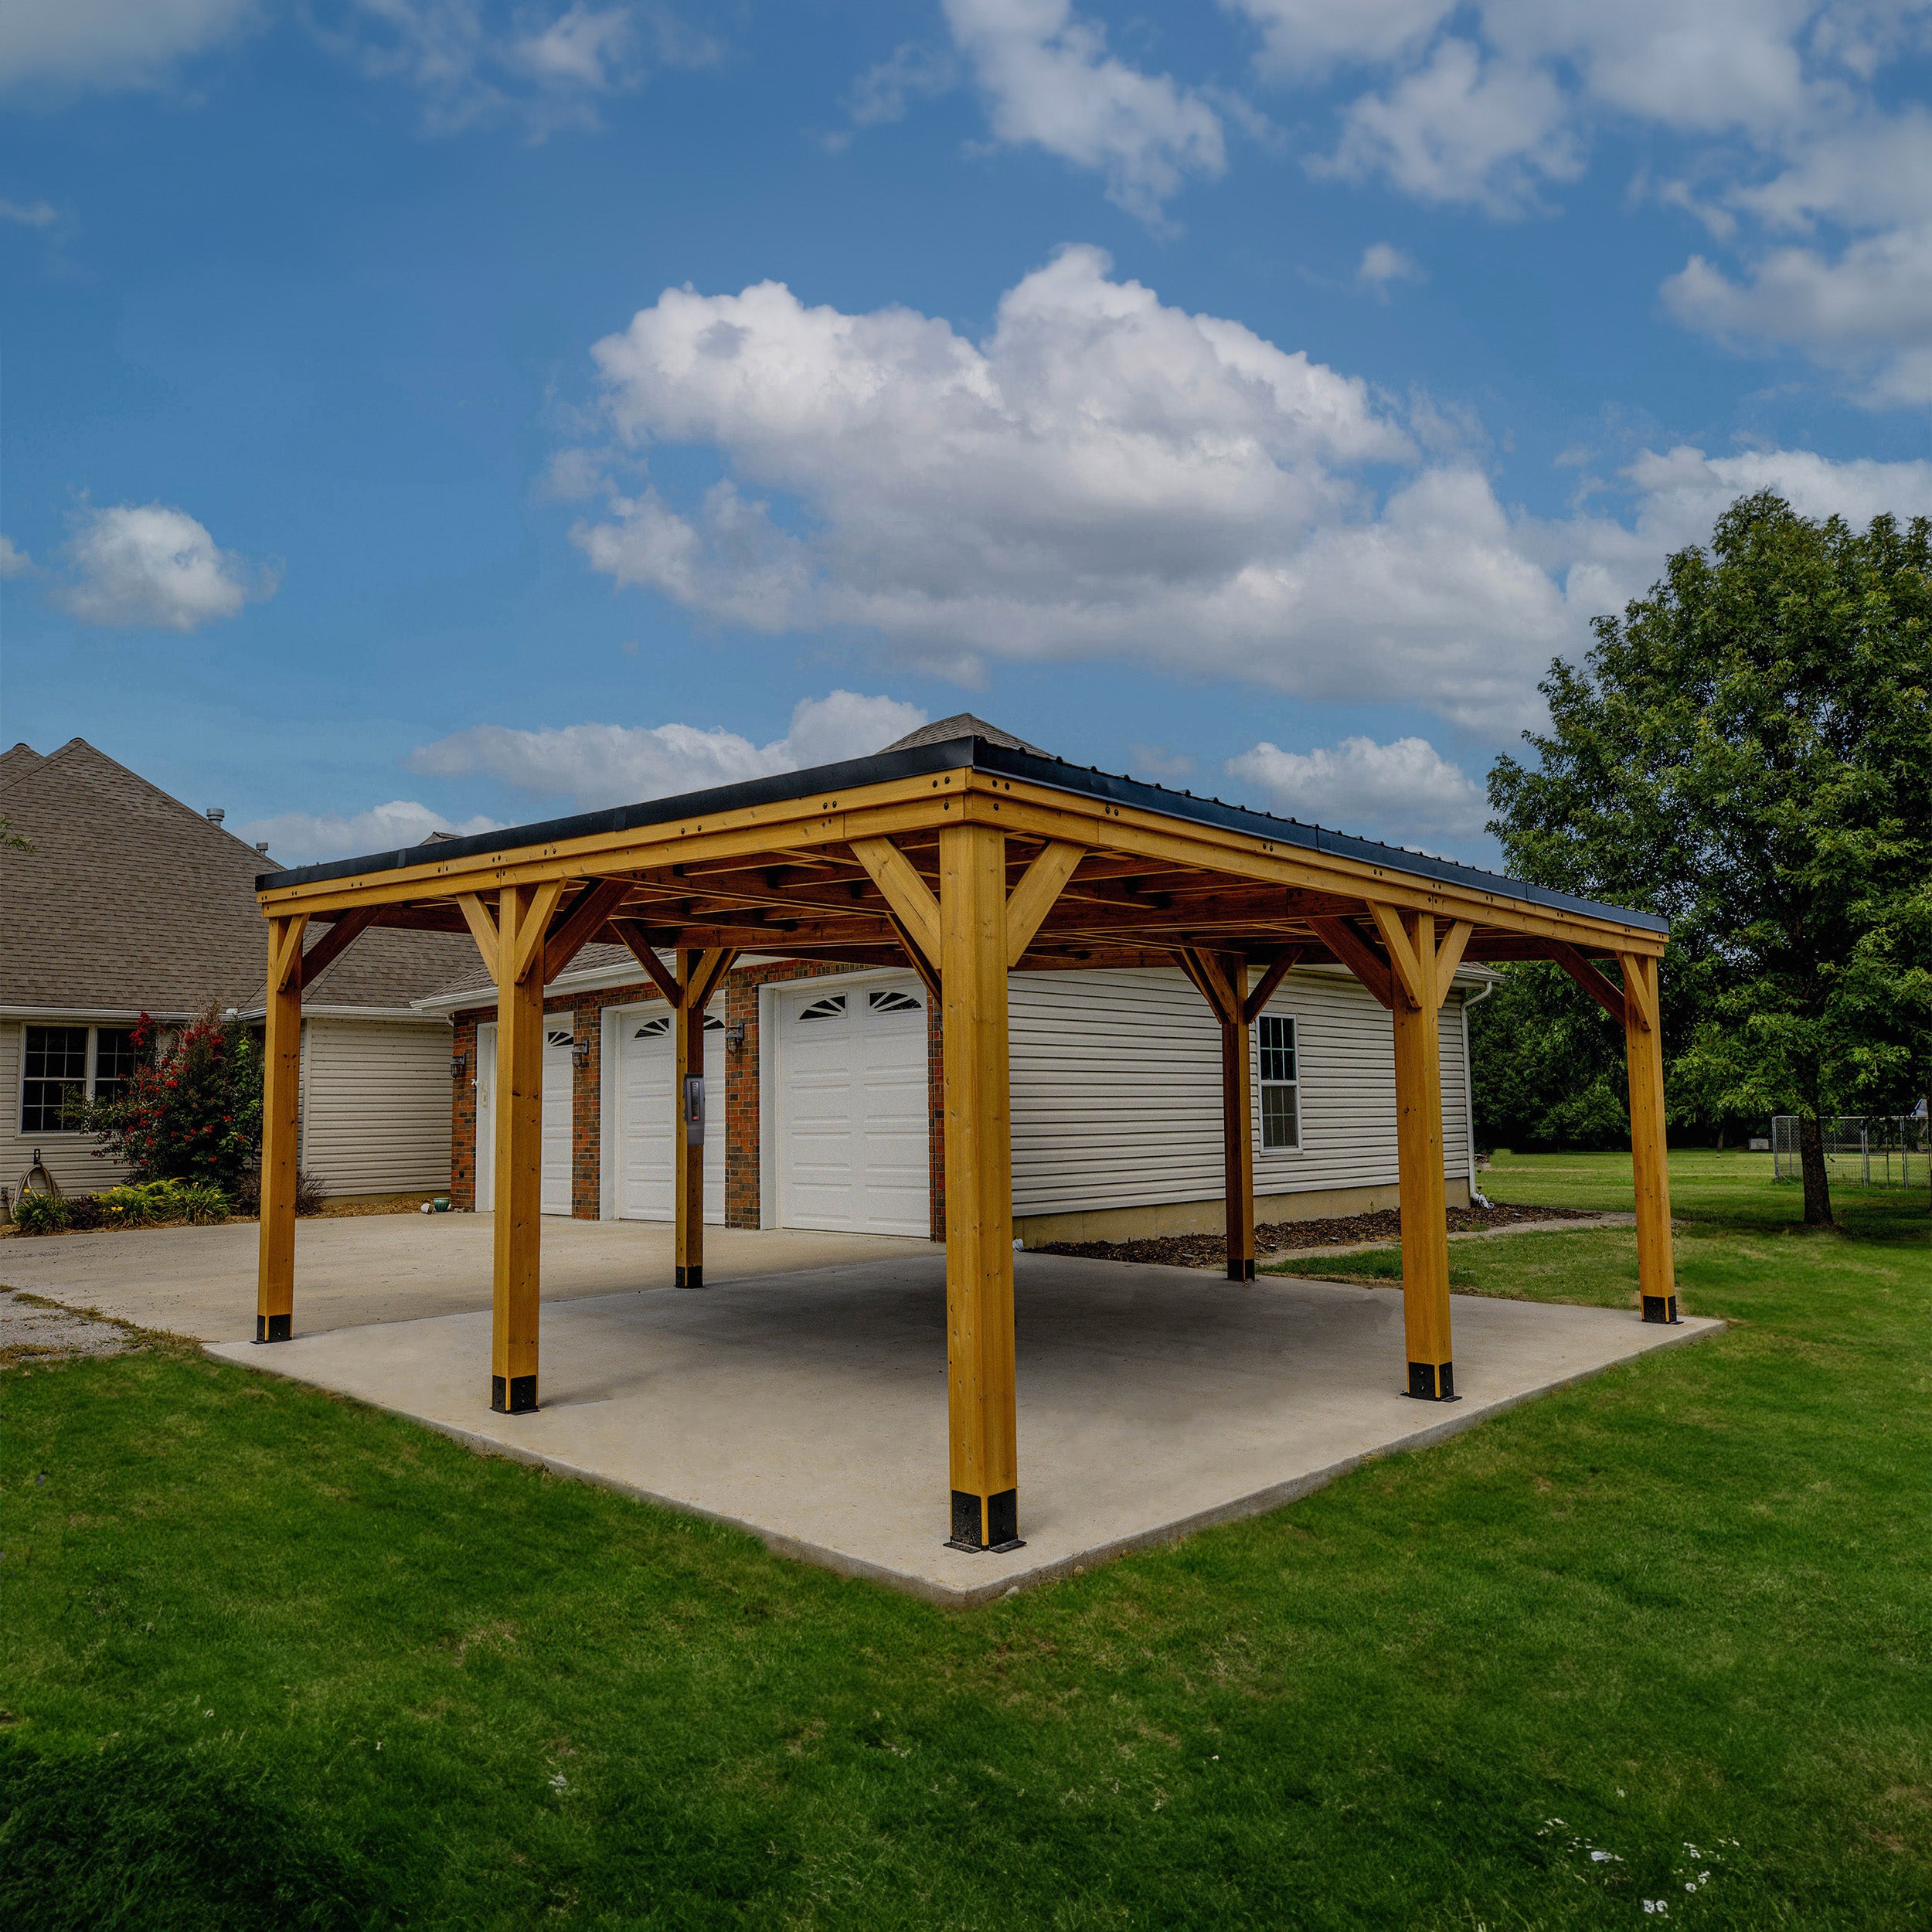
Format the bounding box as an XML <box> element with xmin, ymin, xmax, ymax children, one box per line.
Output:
<box><xmin>1034</xmin><ymin>1199</ymin><xmax>1601</xmax><ymax>1271</ymax></box>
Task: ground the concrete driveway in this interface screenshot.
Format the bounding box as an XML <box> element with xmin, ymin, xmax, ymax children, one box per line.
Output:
<box><xmin>0</xmin><ymin>1213</ymin><xmax>931</xmax><ymax>1343</ymax></box>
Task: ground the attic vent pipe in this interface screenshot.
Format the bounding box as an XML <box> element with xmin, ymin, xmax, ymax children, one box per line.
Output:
<box><xmin>206</xmin><ymin>808</ymin><xmax>225</xmax><ymax>825</ymax></box>
<box><xmin>255</xmin><ymin>841</ymin><xmax>270</xmax><ymax>855</ymax></box>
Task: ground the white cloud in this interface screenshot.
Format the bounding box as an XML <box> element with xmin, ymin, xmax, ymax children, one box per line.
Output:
<box><xmin>1227</xmin><ymin>734</ymin><xmax>1488</xmax><ymax>842</ymax></box>
<box><xmin>0</xmin><ymin>0</ymin><xmax>256</xmax><ymax>97</ymax></box>
<box><xmin>941</xmin><ymin>0</ymin><xmax>1226</xmax><ymax>223</ymax></box>
<box><xmin>841</xmin><ymin>40</ymin><xmax>957</xmax><ymax>134</ymax></box>
<box><xmin>567</xmin><ymin>247</ymin><xmax>1605</xmax><ymax>730</ymax></box>
<box><xmin>54</xmin><ymin>503</ymin><xmax>276</xmax><ymax>631</ymax></box>
<box><xmin>1231</xmin><ymin>0</ymin><xmax>1454</xmax><ymax>80</ymax></box>
<box><xmin>0</xmin><ymin>535</ymin><xmax>32</xmax><ymax>578</ymax></box>
<box><xmin>1358</xmin><ymin>240</ymin><xmax>1424</xmax><ymax>295</ymax></box>
<box><xmin>407</xmin><ymin>692</ymin><xmax>929</xmax><ymax>809</ymax></box>
<box><xmin>561</xmin><ymin>250</ymin><xmax>1932</xmax><ymax>733</ymax></box>
<box><xmin>235</xmin><ymin>800</ymin><xmax>506</xmax><ymax>867</ymax></box>
<box><xmin>314</xmin><ymin>0</ymin><xmax>717</xmax><ymax>138</ymax></box>
<box><xmin>0</xmin><ymin>197</ymin><xmax>58</xmax><ymax>226</ymax></box>
<box><xmin>1664</xmin><ymin>225</ymin><xmax>1932</xmax><ymax>404</ymax></box>
<box><xmin>1319</xmin><ymin>39</ymin><xmax>1582</xmax><ymax>215</ymax></box>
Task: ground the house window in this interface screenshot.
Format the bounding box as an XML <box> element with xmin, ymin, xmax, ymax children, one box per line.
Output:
<box><xmin>21</xmin><ymin>1026</ymin><xmax>92</xmax><ymax>1132</ymax></box>
<box><xmin>1258</xmin><ymin>1014</ymin><xmax>1299</xmax><ymax>1151</ymax></box>
<box><xmin>797</xmin><ymin>995</ymin><xmax>846</xmax><ymax>1020</ymax></box>
<box><xmin>869</xmin><ymin>988</ymin><xmax>921</xmax><ymax>1013</ymax></box>
<box><xmin>93</xmin><ymin>1028</ymin><xmax>139</xmax><ymax>1107</ymax></box>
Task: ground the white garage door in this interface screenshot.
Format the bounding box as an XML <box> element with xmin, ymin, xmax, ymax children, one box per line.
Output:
<box><xmin>612</xmin><ymin>1007</ymin><xmax>725</xmax><ymax>1223</ymax></box>
<box><xmin>775</xmin><ymin>979</ymin><xmax>929</xmax><ymax>1236</ymax></box>
<box><xmin>474</xmin><ymin>1020</ymin><xmax>576</xmax><ymax>1216</ymax></box>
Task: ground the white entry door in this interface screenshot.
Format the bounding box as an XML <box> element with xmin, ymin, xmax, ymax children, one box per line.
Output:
<box><xmin>611</xmin><ymin>1006</ymin><xmax>726</xmax><ymax>1223</ymax></box>
<box><xmin>474</xmin><ymin>1019</ymin><xmax>576</xmax><ymax>1215</ymax></box>
<box><xmin>775</xmin><ymin>979</ymin><xmax>929</xmax><ymax>1236</ymax></box>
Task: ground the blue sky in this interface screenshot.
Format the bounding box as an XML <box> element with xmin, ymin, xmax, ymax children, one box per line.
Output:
<box><xmin>3</xmin><ymin>1</ymin><xmax>1930</xmax><ymax>866</ymax></box>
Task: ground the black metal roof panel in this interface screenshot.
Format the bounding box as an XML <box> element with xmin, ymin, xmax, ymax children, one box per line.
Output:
<box><xmin>257</xmin><ymin>736</ymin><xmax>1668</xmax><ymax>935</ymax></box>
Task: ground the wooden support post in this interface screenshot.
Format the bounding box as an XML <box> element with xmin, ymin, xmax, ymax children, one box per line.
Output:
<box><xmin>1620</xmin><ymin>952</ymin><xmax>1678</xmax><ymax>1323</ymax></box>
<box><xmin>940</xmin><ymin>821</ymin><xmax>1021</xmax><ymax>1553</ymax></box>
<box><xmin>254</xmin><ymin>912</ymin><xmax>305</xmax><ymax>1342</ymax></box>
<box><xmin>675</xmin><ymin>947</ymin><xmax>705</xmax><ymax>1289</ymax></box>
<box><xmin>491</xmin><ymin>884</ymin><xmax>545</xmax><ymax>1413</ymax></box>
<box><xmin>672</xmin><ymin>946</ymin><xmax>737</xmax><ymax>1287</ymax></box>
<box><xmin>1220</xmin><ymin>954</ymin><xmax>1255</xmax><ymax>1282</ymax></box>
<box><xmin>1381</xmin><ymin>906</ymin><xmax>1457</xmax><ymax>1401</ymax></box>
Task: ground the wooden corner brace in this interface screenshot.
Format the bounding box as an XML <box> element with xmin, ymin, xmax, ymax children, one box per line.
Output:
<box><xmin>852</xmin><ymin>835</ymin><xmax>1088</xmax><ymax>983</ymax></box>
<box><xmin>270</xmin><ymin>913</ymin><xmax>310</xmax><ymax>995</ymax></box>
<box><xmin>1550</xmin><ymin>940</ymin><xmax>1633</xmax><ymax>1029</ymax></box>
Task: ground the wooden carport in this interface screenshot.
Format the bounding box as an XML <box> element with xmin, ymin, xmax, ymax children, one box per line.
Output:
<box><xmin>253</xmin><ymin>734</ymin><xmax>1673</xmax><ymax>1554</ymax></box>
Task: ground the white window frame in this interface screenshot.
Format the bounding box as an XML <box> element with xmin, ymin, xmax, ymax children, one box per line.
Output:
<box><xmin>18</xmin><ymin>1022</ymin><xmax>139</xmax><ymax>1136</ymax></box>
<box><xmin>1257</xmin><ymin>1011</ymin><xmax>1301</xmax><ymax>1152</ymax></box>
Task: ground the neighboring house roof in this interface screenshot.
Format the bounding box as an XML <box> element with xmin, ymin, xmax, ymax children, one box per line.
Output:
<box><xmin>879</xmin><ymin>713</ymin><xmax>1050</xmax><ymax>757</ymax></box>
<box><xmin>0</xmin><ymin>737</ymin><xmax>468</xmax><ymax>1018</ymax></box>
<box><xmin>0</xmin><ymin>742</ymin><xmax>44</xmax><ymax>791</ymax></box>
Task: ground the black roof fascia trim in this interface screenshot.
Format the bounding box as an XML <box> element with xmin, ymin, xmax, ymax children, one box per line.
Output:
<box><xmin>257</xmin><ymin>735</ymin><xmax>1665</xmax><ymax>935</ymax></box>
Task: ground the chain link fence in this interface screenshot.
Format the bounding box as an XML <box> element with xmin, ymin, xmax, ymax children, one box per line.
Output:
<box><xmin>1772</xmin><ymin>1114</ymin><xmax>1931</xmax><ymax>1188</ymax></box>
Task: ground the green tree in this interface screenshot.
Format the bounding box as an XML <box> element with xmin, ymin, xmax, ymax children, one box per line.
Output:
<box><xmin>0</xmin><ymin>815</ymin><xmax>29</xmax><ymax>853</ymax></box>
<box><xmin>1488</xmin><ymin>490</ymin><xmax>1932</xmax><ymax>1224</ymax></box>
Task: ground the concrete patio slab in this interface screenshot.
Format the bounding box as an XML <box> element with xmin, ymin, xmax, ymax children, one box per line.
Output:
<box><xmin>207</xmin><ymin>1251</ymin><xmax>1722</xmax><ymax>1605</ymax></box>
<box><xmin>0</xmin><ymin>1214</ymin><xmax>930</xmax><ymax>1344</ymax></box>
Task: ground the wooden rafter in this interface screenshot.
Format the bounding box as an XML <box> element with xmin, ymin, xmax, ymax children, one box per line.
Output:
<box><xmin>1549</xmin><ymin>940</ymin><xmax>1630</xmax><ymax>1027</ymax></box>
<box><xmin>455</xmin><ymin>893</ymin><xmax>501</xmax><ymax>981</ymax></box>
<box><xmin>609</xmin><ymin>919</ymin><xmax>683</xmax><ymax>1007</ymax></box>
<box><xmin>1242</xmin><ymin>947</ymin><xmax>1303</xmax><ymax>1026</ymax></box>
<box><xmin>1005</xmin><ymin>841</ymin><xmax>1085</xmax><ymax>967</ymax></box>
<box><xmin>543</xmin><ymin>877</ymin><xmax>634</xmax><ymax>983</ymax></box>
<box><xmin>850</xmin><ymin>837</ymin><xmax>941</xmax><ymax>971</ymax></box>
<box><xmin>1307</xmin><ymin>915</ymin><xmax>1394</xmax><ymax>1011</ymax></box>
<box><xmin>296</xmin><ymin>908</ymin><xmax>376</xmax><ymax>990</ymax></box>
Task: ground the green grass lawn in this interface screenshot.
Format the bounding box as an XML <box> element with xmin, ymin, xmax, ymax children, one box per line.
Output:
<box><xmin>5</xmin><ymin>1154</ymin><xmax>1931</xmax><ymax>1930</ymax></box>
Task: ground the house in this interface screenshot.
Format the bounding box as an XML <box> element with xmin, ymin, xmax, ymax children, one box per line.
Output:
<box><xmin>0</xmin><ymin>737</ymin><xmax>475</xmax><ymax>1202</ymax></box>
<box><xmin>412</xmin><ymin>716</ymin><xmax>1493</xmax><ymax>1247</ymax></box>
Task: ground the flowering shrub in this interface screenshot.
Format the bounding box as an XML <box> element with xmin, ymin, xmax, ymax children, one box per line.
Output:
<box><xmin>11</xmin><ymin>1179</ymin><xmax>231</xmax><ymax>1236</ymax></box>
<box><xmin>80</xmin><ymin>1007</ymin><xmax>262</xmax><ymax>1192</ymax></box>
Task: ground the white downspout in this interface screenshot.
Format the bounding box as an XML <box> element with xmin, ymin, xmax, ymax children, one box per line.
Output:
<box><xmin>1460</xmin><ymin>977</ymin><xmax>1494</xmax><ymax>1208</ymax></box>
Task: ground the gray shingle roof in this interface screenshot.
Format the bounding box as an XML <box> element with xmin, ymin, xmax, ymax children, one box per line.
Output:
<box><xmin>0</xmin><ymin>739</ymin><xmax>471</xmax><ymax>1016</ymax></box>
<box><xmin>877</xmin><ymin>713</ymin><xmax>1051</xmax><ymax>757</ymax></box>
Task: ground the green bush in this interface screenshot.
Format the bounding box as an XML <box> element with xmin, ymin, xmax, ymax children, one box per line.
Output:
<box><xmin>93</xmin><ymin>1180</ymin><xmax>230</xmax><ymax>1228</ymax></box>
<box><xmin>9</xmin><ymin>1190</ymin><xmax>69</xmax><ymax>1236</ymax></box>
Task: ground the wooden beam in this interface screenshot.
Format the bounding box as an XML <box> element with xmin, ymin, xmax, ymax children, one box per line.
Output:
<box><xmin>270</xmin><ymin>912</ymin><xmax>309</xmax><ymax>995</ymax></box>
<box><xmin>1434</xmin><ymin>920</ymin><xmax>1473</xmax><ymax>1009</ymax></box>
<box><xmin>1620</xmin><ymin>952</ymin><xmax>1677</xmax><ymax>1322</ymax></box>
<box><xmin>886</xmin><ymin>910</ymin><xmax>941</xmax><ymax>1002</ymax></box>
<box><xmin>1367</xmin><ymin>900</ymin><xmax>1427</xmax><ymax>1012</ymax></box>
<box><xmin>294</xmin><ymin>908</ymin><xmax>373</xmax><ymax>990</ymax></box>
<box><xmin>673</xmin><ymin>948</ymin><xmax>709</xmax><ymax>1287</ymax></box>
<box><xmin>1242</xmin><ymin>947</ymin><xmax>1302</xmax><ymax>1026</ymax></box>
<box><xmin>1391</xmin><ymin>910</ymin><xmax>1454</xmax><ymax>1401</ymax></box>
<box><xmin>1618</xmin><ymin>949</ymin><xmax>1659</xmax><ymax>1035</ymax></box>
<box><xmin>608</xmin><ymin>919</ymin><xmax>682</xmax><ymax>1008</ymax></box>
<box><xmin>491</xmin><ymin>885</ymin><xmax>545</xmax><ymax>1412</ymax></box>
<box><xmin>940</xmin><ymin>821</ymin><xmax>1020</xmax><ymax>1553</ymax></box>
<box><xmin>543</xmin><ymin>877</ymin><xmax>633</xmax><ymax>983</ymax></box>
<box><xmin>850</xmin><ymin>836</ymin><xmax>942</xmax><ymax>973</ymax></box>
<box><xmin>1219</xmin><ymin>954</ymin><xmax>1255</xmax><ymax>1283</ymax></box>
<box><xmin>1307</xmin><ymin>915</ymin><xmax>1394</xmax><ymax>1010</ymax></box>
<box><xmin>1005</xmin><ymin>840</ymin><xmax>1085</xmax><ymax>967</ymax></box>
<box><xmin>1172</xmin><ymin>947</ymin><xmax>1233</xmax><ymax>1026</ymax></box>
<box><xmin>683</xmin><ymin>944</ymin><xmax>737</xmax><ymax>1015</ymax></box>
<box><xmin>1549</xmin><ymin>940</ymin><xmax>1629</xmax><ymax>1028</ymax></box>
<box><xmin>512</xmin><ymin>878</ymin><xmax>566</xmax><ymax>985</ymax></box>
<box><xmin>456</xmin><ymin>893</ymin><xmax>500</xmax><ymax>981</ymax></box>
<box><xmin>256</xmin><ymin>915</ymin><xmax>302</xmax><ymax>1343</ymax></box>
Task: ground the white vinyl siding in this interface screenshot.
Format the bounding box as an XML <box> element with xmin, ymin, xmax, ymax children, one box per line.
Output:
<box><xmin>298</xmin><ymin>1017</ymin><xmax>454</xmax><ymax>1197</ymax></box>
<box><xmin>0</xmin><ymin>1020</ymin><xmax>134</xmax><ymax>1196</ymax></box>
<box><xmin>1009</xmin><ymin>966</ymin><xmax>1468</xmax><ymax>1219</ymax></box>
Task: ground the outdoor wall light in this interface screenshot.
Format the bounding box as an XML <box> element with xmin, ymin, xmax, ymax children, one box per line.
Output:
<box><xmin>451</xmin><ymin>1052</ymin><xmax>467</xmax><ymax>1080</ymax></box>
<box><xmin>573</xmin><ymin>1038</ymin><xmax>592</xmax><ymax>1069</ymax></box>
<box><xmin>726</xmin><ymin>1022</ymin><xmax>747</xmax><ymax>1056</ymax></box>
